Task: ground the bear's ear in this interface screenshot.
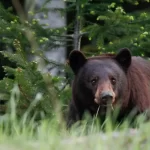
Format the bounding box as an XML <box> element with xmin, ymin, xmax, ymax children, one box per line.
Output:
<box><xmin>69</xmin><ymin>50</ymin><xmax>87</xmax><ymax>74</ymax></box>
<box><xmin>115</xmin><ymin>48</ymin><xmax>131</xmax><ymax>69</ymax></box>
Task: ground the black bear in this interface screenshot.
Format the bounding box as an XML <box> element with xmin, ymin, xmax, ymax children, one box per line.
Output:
<box><xmin>67</xmin><ymin>48</ymin><xmax>150</xmax><ymax>127</ymax></box>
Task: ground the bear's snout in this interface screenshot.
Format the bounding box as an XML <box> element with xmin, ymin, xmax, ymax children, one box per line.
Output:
<box><xmin>100</xmin><ymin>91</ymin><xmax>113</xmax><ymax>102</ymax></box>
<box><xmin>94</xmin><ymin>91</ymin><xmax>115</xmax><ymax>105</ymax></box>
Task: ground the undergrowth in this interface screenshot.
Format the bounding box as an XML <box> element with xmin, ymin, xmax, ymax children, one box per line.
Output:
<box><xmin>0</xmin><ymin>85</ymin><xmax>149</xmax><ymax>150</ymax></box>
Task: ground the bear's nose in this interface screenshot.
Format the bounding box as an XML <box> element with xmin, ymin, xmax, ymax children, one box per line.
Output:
<box><xmin>100</xmin><ymin>91</ymin><xmax>113</xmax><ymax>102</ymax></box>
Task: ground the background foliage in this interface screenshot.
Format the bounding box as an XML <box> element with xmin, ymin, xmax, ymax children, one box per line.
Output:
<box><xmin>0</xmin><ymin>0</ymin><xmax>150</xmax><ymax>122</ymax></box>
<box><xmin>66</xmin><ymin>0</ymin><xmax>150</xmax><ymax>57</ymax></box>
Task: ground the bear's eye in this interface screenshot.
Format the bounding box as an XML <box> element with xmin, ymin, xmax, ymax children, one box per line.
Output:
<box><xmin>110</xmin><ymin>77</ymin><xmax>116</xmax><ymax>85</ymax></box>
<box><xmin>91</xmin><ymin>77</ymin><xmax>98</xmax><ymax>85</ymax></box>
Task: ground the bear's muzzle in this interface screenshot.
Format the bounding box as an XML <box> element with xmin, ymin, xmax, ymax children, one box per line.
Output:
<box><xmin>94</xmin><ymin>91</ymin><xmax>115</xmax><ymax>106</ymax></box>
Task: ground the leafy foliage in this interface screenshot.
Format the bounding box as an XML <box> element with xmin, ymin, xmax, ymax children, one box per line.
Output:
<box><xmin>0</xmin><ymin>39</ymin><xmax>62</xmax><ymax>119</ymax></box>
<box><xmin>0</xmin><ymin>0</ymin><xmax>150</xmax><ymax>124</ymax></box>
<box><xmin>0</xmin><ymin>1</ymin><xmax>70</xmax><ymax>119</ymax></box>
<box><xmin>67</xmin><ymin>0</ymin><xmax>150</xmax><ymax>56</ymax></box>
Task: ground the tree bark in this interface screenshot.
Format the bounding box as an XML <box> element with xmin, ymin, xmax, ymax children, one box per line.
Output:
<box><xmin>73</xmin><ymin>0</ymin><xmax>81</xmax><ymax>50</ymax></box>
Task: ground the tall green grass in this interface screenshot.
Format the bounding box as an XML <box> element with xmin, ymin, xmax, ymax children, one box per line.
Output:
<box><xmin>0</xmin><ymin>85</ymin><xmax>150</xmax><ymax>150</ymax></box>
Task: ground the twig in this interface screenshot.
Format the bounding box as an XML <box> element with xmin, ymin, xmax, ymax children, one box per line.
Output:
<box><xmin>18</xmin><ymin>84</ymin><xmax>31</xmax><ymax>102</ymax></box>
<box><xmin>59</xmin><ymin>79</ymin><xmax>69</xmax><ymax>92</ymax></box>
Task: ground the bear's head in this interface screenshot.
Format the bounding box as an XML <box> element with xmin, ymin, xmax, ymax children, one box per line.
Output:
<box><xmin>69</xmin><ymin>48</ymin><xmax>132</xmax><ymax>112</ymax></box>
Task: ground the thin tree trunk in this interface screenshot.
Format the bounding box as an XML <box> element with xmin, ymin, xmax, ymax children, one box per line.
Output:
<box><xmin>74</xmin><ymin>0</ymin><xmax>81</xmax><ymax>50</ymax></box>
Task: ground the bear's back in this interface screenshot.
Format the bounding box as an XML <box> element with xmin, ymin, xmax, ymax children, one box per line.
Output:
<box><xmin>125</xmin><ymin>56</ymin><xmax>150</xmax><ymax>111</ymax></box>
<box><xmin>131</xmin><ymin>56</ymin><xmax>150</xmax><ymax>79</ymax></box>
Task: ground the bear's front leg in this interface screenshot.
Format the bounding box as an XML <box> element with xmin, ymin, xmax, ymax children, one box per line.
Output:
<box><xmin>66</xmin><ymin>100</ymin><xmax>84</xmax><ymax>129</ymax></box>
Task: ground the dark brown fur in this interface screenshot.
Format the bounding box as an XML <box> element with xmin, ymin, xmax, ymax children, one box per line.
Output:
<box><xmin>67</xmin><ymin>48</ymin><xmax>150</xmax><ymax>128</ymax></box>
<box><xmin>125</xmin><ymin>57</ymin><xmax>150</xmax><ymax>110</ymax></box>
